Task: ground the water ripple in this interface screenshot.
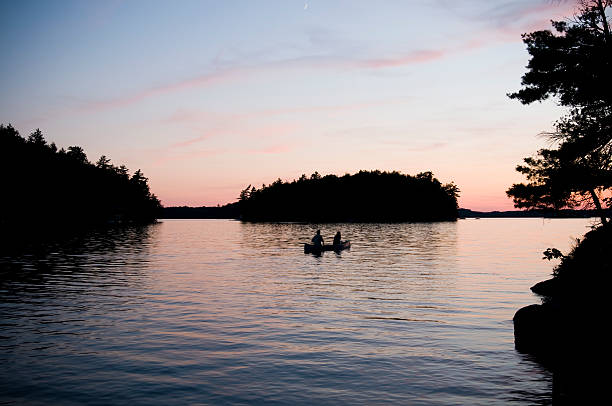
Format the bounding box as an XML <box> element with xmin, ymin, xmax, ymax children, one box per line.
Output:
<box><xmin>0</xmin><ymin>219</ymin><xmax>594</xmax><ymax>405</ymax></box>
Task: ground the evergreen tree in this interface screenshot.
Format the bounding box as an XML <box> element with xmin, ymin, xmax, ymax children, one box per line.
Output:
<box><xmin>0</xmin><ymin>124</ymin><xmax>162</xmax><ymax>230</ymax></box>
<box><xmin>507</xmin><ymin>0</ymin><xmax>612</xmax><ymax>223</ymax></box>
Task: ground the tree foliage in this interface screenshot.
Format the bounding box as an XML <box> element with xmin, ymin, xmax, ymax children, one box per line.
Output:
<box><xmin>239</xmin><ymin>170</ymin><xmax>459</xmax><ymax>222</ymax></box>
<box><xmin>0</xmin><ymin>124</ymin><xmax>162</xmax><ymax>230</ymax></box>
<box><xmin>507</xmin><ymin>0</ymin><xmax>612</xmax><ymax>222</ymax></box>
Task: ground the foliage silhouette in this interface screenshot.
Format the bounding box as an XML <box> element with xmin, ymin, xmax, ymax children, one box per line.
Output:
<box><xmin>238</xmin><ymin>170</ymin><xmax>458</xmax><ymax>222</ymax></box>
<box><xmin>0</xmin><ymin>124</ymin><xmax>161</xmax><ymax>232</ymax></box>
<box><xmin>506</xmin><ymin>0</ymin><xmax>612</xmax><ymax>223</ymax></box>
<box><xmin>508</xmin><ymin>3</ymin><xmax>612</xmax><ymax>401</ymax></box>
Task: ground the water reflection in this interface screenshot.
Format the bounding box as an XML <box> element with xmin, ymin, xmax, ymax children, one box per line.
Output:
<box><xmin>515</xmin><ymin>343</ymin><xmax>606</xmax><ymax>404</ymax></box>
<box><xmin>0</xmin><ymin>219</ymin><xmax>594</xmax><ymax>405</ymax></box>
<box><xmin>1</xmin><ymin>224</ymin><xmax>156</xmax><ymax>294</ymax></box>
<box><xmin>0</xmin><ymin>225</ymin><xmax>157</xmax><ymax>405</ymax></box>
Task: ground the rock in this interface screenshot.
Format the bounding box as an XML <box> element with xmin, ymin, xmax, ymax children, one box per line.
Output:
<box><xmin>530</xmin><ymin>278</ymin><xmax>558</xmax><ymax>297</ymax></box>
<box><xmin>513</xmin><ymin>303</ymin><xmax>556</xmax><ymax>355</ymax></box>
<box><xmin>514</xmin><ymin>301</ymin><xmax>609</xmax><ymax>402</ymax></box>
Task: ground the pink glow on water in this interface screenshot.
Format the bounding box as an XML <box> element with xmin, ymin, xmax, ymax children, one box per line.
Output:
<box><xmin>0</xmin><ymin>218</ymin><xmax>596</xmax><ymax>403</ymax></box>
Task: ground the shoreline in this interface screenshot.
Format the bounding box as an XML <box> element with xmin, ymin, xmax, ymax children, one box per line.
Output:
<box><xmin>513</xmin><ymin>221</ymin><xmax>610</xmax><ymax>402</ymax></box>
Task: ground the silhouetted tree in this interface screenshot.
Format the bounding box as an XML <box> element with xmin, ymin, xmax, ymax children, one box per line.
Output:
<box><xmin>27</xmin><ymin>129</ymin><xmax>46</xmax><ymax>146</ymax></box>
<box><xmin>67</xmin><ymin>146</ymin><xmax>88</xmax><ymax>164</ymax></box>
<box><xmin>96</xmin><ymin>155</ymin><xmax>111</xmax><ymax>169</ymax></box>
<box><xmin>238</xmin><ymin>184</ymin><xmax>252</xmax><ymax>201</ymax></box>
<box><xmin>508</xmin><ymin>149</ymin><xmax>583</xmax><ymax>209</ymax></box>
<box><xmin>0</xmin><ymin>124</ymin><xmax>162</xmax><ymax>231</ymax></box>
<box><xmin>507</xmin><ymin>0</ymin><xmax>612</xmax><ymax>223</ymax></box>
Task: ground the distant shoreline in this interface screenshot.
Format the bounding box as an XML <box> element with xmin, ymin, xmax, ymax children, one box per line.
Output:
<box><xmin>458</xmin><ymin>208</ymin><xmax>601</xmax><ymax>219</ymax></box>
<box><xmin>160</xmin><ymin>206</ymin><xmax>601</xmax><ymax>220</ymax></box>
<box><xmin>161</xmin><ymin>204</ymin><xmax>240</xmax><ymax>219</ymax></box>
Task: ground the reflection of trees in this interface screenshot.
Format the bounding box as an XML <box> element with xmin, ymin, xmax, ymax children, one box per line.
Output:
<box><xmin>239</xmin><ymin>222</ymin><xmax>458</xmax><ymax>291</ymax></box>
<box><xmin>0</xmin><ymin>224</ymin><xmax>158</xmax><ymax>405</ymax></box>
<box><xmin>514</xmin><ymin>350</ymin><xmax>602</xmax><ymax>405</ymax></box>
<box><xmin>508</xmin><ymin>353</ymin><xmax>554</xmax><ymax>405</ymax></box>
<box><xmin>239</xmin><ymin>222</ymin><xmax>314</xmax><ymax>252</ymax></box>
<box><xmin>236</xmin><ymin>221</ymin><xmax>460</xmax><ymax>355</ymax></box>
<box><xmin>0</xmin><ymin>224</ymin><xmax>157</xmax><ymax>298</ymax></box>
<box><xmin>240</xmin><ymin>221</ymin><xmax>457</xmax><ymax>258</ymax></box>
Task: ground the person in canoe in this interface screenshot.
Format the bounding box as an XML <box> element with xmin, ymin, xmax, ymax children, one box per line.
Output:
<box><xmin>333</xmin><ymin>231</ymin><xmax>341</xmax><ymax>246</ymax></box>
<box><xmin>312</xmin><ymin>230</ymin><xmax>324</xmax><ymax>249</ymax></box>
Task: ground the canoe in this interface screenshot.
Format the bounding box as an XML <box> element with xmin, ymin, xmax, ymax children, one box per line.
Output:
<box><xmin>304</xmin><ymin>240</ymin><xmax>351</xmax><ymax>254</ymax></box>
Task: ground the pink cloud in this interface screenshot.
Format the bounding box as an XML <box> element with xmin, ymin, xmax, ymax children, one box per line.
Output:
<box><xmin>169</xmin><ymin>128</ymin><xmax>228</xmax><ymax>148</ymax></box>
<box><xmin>82</xmin><ymin>67</ymin><xmax>244</xmax><ymax>112</ymax></box>
<box><xmin>152</xmin><ymin>139</ymin><xmax>294</xmax><ymax>167</ymax></box>
<box><xmin>169</xmin><ymin>123</ymin><xmax>297</xmax><ymax>150</ymax></box>
<box><xmin>245</xmin><ymin>144</ymin><xmax>293</xmax><ymax>155</ymax></box>
<box><xmin>362</xmin><ymin>49</ymin><xmax>447</xmax><ymax>69</ymax></box>
<box><xmin>380</xmin><ymin>140</ymin><xmax>448</xmax><ymax>151</ymax></box>
<box><xmin>152</xmin><ymin>148</ymin><xmax>227</xmax><ymax>166</ymax></box>
<box><xmin>78</xmin><ymin>2</ymin><xmax>579</xmax><ymax>114</ymax></box>
<box><xmin>497</xmin><ymin>1</ymin><xmax>577</xmax><ymax>25</ymax></box>
<box><xmin>240</xmin><ymin>123</ymin><xmax>297</xmax><ymax>139</ymax></box>
<box><xmin>79</xmin><ymin>55</ymin><xmax>442</xmax><ymax>113</ymax></box>
<box><xmin>163</xmin><ymin>98</ymin><xmax>409</xmax><ymax>131</ymax></box>
<box><xmin>487</xmin><ymin>1</ymin><xmax>579</xmax><ymax>39</ymax></box>
<box><xmin>243</xmin><ymin>98</ymin><xmax>409</xmax><ymax>119</ymax></box>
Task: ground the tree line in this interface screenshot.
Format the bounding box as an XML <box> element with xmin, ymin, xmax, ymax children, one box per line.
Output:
<box><xmin>238</xmin><ymin>170</ymin><xmax>459</xmax><ymax>222</ymax></box>
<box><xmin>0</xmin><ymin>124</ymin><xmax>161</xmax><ymax>231</ymax></box>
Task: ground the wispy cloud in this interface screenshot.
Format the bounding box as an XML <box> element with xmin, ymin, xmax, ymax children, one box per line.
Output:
<box><xmin>380</xmin><ymin>140</ymin><xmax>449</xmax><ymax>151</ymax></box>
<box><xmin>330</xmin><ymin>126</ymin><xmax>449</xmax><ymax>151</ymax></box>
<box><xmin>476</xmin><ymin>1</ymin><xmax>578</xmax><ymax>38</ymax></box>
<box><xmin>160</xmin><ymin>98</ymin><xmax>409</xmax><ymax>149</ymax></box>
<box><xmin>77</xmin><ymin>1</ymin><xmax>578</xmax><ymax>114</ymax></box>
<box><xmin>166</xmin><ymin>123</ymin><xmax>297</xmax><ymax>151</ymax></box>
<box><xmin>169</xmin><ymin>129</ymin><xmax>227</xmax><ymax>149</ymax></box>
<box><xmin>79</xmin><ymin>54</ymin><xmax>444</xmax><ymax>113</ymax></box>
<box><xmin>166</xmin><ymin>98</ymin><xmax>408</xmax><ymax>125</ymax></box>
<box><xmin>245</xmin><ymin>143</ymin><xmax>293</xmax><ymax>155</ymax></box>
<box><xmin>482</xmin><ymin>1</ymin><xmax>576</xmax><ymax>26</ymax></box>
<box><xmin>152</xmin><ymin>140</ymin><xmax>294</xmax><ymax>166</ymax></box>
<box><xmin>82</xmin><ymin>67</ymin><xmax>245</xmax><ymax>112</ymax></box>
<box><xmin>152</xmin><ymin>148</ymin><xmax>227</xmax><ymax>166</ymax></box>
<box><xmin>361</xmin><ymin>49</ymin><xmax>447</xmax><ymax>69</ymax></box>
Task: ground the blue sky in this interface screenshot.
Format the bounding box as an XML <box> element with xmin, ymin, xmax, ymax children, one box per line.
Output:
<box><xmin>0</xmin><ymin>1</ymin><xmax>577</xmax><ymax>209</ymax></box>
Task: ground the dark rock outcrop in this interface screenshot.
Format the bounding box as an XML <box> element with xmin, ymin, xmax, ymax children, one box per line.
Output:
<box><xmin>530</xmin><ymin>278</ymin><xmax>558</xmax><ymax>297</ymax></box>
<box><xmin>513</xmin><ymin>303</ymin><xmax>556</xmax><ymax>355</ymax></box>
<box><xmin>513</xmin><ymin>222</ymin><xmax>611</xmax><ymax>402</ymax></box>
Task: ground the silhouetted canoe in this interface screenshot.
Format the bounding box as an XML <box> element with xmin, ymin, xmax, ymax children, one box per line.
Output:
<box><xmin>304</xmin><ymin>240</ymin><xmax>351</xmax><ymax>254</ymax></box>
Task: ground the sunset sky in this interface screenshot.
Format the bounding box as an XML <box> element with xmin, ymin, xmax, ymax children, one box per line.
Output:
<box><xmin>0</xmin><ymin>0</ymin><xmax>577</xmax><ymax>210</ymax></box>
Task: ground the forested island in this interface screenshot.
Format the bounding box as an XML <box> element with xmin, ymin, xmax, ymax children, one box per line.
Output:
<box><xmin>238</xmin><ymin>170</ymin><xmax>459</xmax><ymax>222</ymax></box>
<box><xmin>0</xmin><ymin>124</ymin><xmax>161</xmax><ymax>233</ymax></box>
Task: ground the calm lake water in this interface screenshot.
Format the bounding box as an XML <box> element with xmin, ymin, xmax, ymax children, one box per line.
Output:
<box><xmin>0</xmin><ymin>218</ymin><xmax>596</xmax><ymax>405</ymax></box>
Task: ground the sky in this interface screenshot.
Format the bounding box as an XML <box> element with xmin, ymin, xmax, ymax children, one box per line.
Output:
<box><xmin>0</xmin><ymin>0</ymin><xmax>579</xmax><ymax>211</ymax></box>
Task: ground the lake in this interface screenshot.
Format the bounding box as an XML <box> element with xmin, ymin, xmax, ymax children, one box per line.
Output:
<box><xmin>0</xmin><ymin>218</ymin><xmax>595</xmax><ymax>405</ymax></box>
